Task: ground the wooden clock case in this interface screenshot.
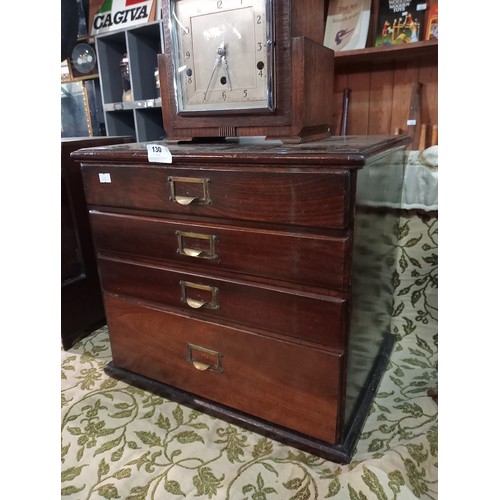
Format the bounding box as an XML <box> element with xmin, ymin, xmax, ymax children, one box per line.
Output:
<box><xmin>158</xmin><ymin>0</ymin><xmax>335</xmax><ymax>142</ymax></box>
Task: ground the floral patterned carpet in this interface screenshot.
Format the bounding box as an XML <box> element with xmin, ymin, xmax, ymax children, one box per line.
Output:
<box><xmin>61</xmin><ymin>214</ymin><xmax>438</xmax><ymax>499</ymax></box>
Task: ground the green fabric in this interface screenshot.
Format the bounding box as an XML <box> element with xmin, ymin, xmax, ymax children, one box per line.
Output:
<box><xmin>61</xmin><ymin>214</ymin><xmax>437</xmax><ymax>499</ymax></box>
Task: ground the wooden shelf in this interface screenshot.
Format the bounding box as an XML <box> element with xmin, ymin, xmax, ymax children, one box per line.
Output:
<box><xmin>332</xmin><ymin>37</ymin><xmax>438</xmax><ymax>150</ymax></box>
<box><xmin>335</xmin><ymin>40</ymin><xmax>438</xmax><ymax>66</ymax></box>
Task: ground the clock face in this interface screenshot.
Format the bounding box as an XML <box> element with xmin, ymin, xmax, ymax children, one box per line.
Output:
<box><xmin>168</xmin><ymin>0</ymin><xmax>274</xmax><ymax>113</ymax></box>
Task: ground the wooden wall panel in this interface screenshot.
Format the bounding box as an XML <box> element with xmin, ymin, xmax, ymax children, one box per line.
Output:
<box><xmin>334</xmin><ymin>50</ymin><xmax>438</xmax><ymax>151</ymax></box>
<box><xmin>333</xmin><ymin>64</ymin><xmax>371</xmax><ymax>136</ymax></box>
<box><xmin>367</xmin><ymin>61</ymin><xmax>394</xmax><ymax>136</ymax></box>
<box><xmin>417</xmin><ymin>54</ymin><xmax>439</xmax><ymax>148</ymax></box>
<box><xmin>389</xmin><ymin>60</ymin><xmax>419</xmax><ymax>137</ymax></box>
<box><xmin>333</xmin><ymin>72</ymin><xmax>348</xmax><ymax>136</ymax></box>
<box><xmin>292</xmin><ymin>0</ymin><xmax>328</xmax><ymax>44</ymax></box>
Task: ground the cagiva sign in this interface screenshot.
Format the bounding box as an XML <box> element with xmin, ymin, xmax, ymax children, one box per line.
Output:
<box><xmin>90</xmin><ymin>0</ymin><xmax>157</xmax><ymax>35</ymax></box>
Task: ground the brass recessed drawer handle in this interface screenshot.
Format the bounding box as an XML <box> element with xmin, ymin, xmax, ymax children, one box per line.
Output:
<box><xmin>176</xmin><ymin>231</ymin><xmax>218</xmax><ymax>260</ymax></box>
<box><xmin>186</xmin><ymin>344</ymin><xmax>223</xmax><ymax>373</ymax></box>
<box><xmin>180</xmin><ymin>281</ymin><xmax>220</xmax><ymax>310</ymax></box>
<box><xmin>183</xmin><ymin>248</ymin><xmax>205</xmax><ymax>257</ymax></box>
<box><xmin>168</xmin><ymin>176</ymin><xmax>212</xmax><ymax>206</ymax></box>
<box><xmin>186</xmin><ymin>298</ymin><xmax>206</xmax><ymax>309</ymax></box>
<box><xmin>192</xmin><ymin>361</ymin><xmax>211</xmax><ymax>371</ymax></box>
<box><xmin>174</xmin><ymin>195</ymin><xmax>198</xmax><ymax>205</ymax></box>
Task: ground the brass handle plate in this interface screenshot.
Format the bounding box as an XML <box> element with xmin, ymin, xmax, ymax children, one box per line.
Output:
<box><xmin>186</xmin><ymin>344</ymin><xmax>223</xmax><ymax>373</ymax></box>
<box><xmin>180</xmin><ymin>281</ymin><xmax>220</xmax><ymax>310</ymax></box>
<box><xmin>176</xmin><ymin>231</ymin><xmax>218</xmax><ymax>260</ymax></box>
<box><xmin>168</xmin><ymin>176</ymin><xmax>212</xmax><ymax>206</ymax></box>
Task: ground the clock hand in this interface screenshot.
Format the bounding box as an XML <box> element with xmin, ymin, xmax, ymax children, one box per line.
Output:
<box><xmin>203</xmin><ymin>42</ymin><xmax>230</xmax><ymax>100</ymax></box>
<box><xmin>203</xmin><ymin>55</ymin><xmax>221</xmax><ymax>101</ymax></box>
<box><xmin>221</xmin><ymin>54</ymin><xmax>232</xmax><ymax>91</ymax></box>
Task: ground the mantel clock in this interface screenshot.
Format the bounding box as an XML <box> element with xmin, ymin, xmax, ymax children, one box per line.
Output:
<box><xmin>159</xmin><ymin>0</ymin><xmax>335</xmax><ymax>142</ymax></box>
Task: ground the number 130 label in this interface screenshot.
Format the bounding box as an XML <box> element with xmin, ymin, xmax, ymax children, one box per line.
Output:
<box><xmin>147</xmin><ymin>144</ymin><xmax>172</xmax><ymax>163</ymax></box>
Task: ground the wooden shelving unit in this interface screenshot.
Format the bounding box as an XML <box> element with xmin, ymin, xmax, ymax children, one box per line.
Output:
<box><xmin>95</xmin><ymin>21</ymin><xmax>165</xmax><ymax>142</ymax></box>
<box><xmin>329</xmin><ymin>1</ymin><xmax>438</xmax><ymax>150</ymax></box>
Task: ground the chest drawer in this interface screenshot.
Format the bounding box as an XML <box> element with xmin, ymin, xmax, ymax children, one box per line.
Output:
<box><xmin>81</xmin><ymin>164</ymin><xmax>350</xmax><ymax>229</ymax></box>
<box><xmin>90</xmin><ymin>212</ymin><xmax>349</xmax><ymax>290</ymax></box>
<box><xmin>99</xmin><ymin>256</ymin><xmax>346</xmax><ymax>349</ymax></box>
<box><xmin>104</xmin><ymin>293</ymin><xmax>342</xmax><ymax>443</ymax></box>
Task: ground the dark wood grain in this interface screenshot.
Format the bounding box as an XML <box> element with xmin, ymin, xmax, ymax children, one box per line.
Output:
<box><xmin>81</xmin><ymin>164</ymin><xmax>349</xmax><ymax>229</ymax></box>
<box><xmin>334</xmin><ymin>42</ymin><xmax>437</xmax><ymax>149</ymax></box>
<box><xmin>103</xmin><ymin>330</ymin><xmax>395</xmax><ymax>465</ymax></box>
<box><xmin>98</xmin><ymin>255</ymin><xmax>347</xmax><ymax>349</ymax></box>
<box><xmin>104</xmin><ymin>293</ymin><xmax>342</xmax><ymax>443</ymax></box>
<box><xmin>90</xmin><ymin>211</ymin><xmax>349</xmax><ymax>290</ymax></box>
<box><xmin>291</xmin><ymin>0</ymin><xmax>327</xmax><ymax>44</ymax></box>
<box><xmin>367</xmin><ymin>60</ymin><xmax>395</xmax><ymax>136</ymax></box>
<box><xmin>72</xmin><ymin>134</ymin><xmax>410</xmax><ymax>165</ymax></box>
<box><xmin>76</xmin><ymin>135</ymin><xmax>408</xmax><ymax>462</ymax></box>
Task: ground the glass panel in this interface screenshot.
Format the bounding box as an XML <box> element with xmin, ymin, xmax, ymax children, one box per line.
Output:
<box><xmin>61</xmin><ymin>82</ymin><xmax>90</xmax><ymax>138</ymax></box>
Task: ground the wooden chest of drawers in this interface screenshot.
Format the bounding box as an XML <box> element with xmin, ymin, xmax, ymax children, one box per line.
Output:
<box><xmin>73</xmin><ymin>135</ymin><xmax>409</xmax><ymax>463</ymax></box>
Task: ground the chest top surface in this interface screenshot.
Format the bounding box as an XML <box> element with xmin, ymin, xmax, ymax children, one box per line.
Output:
<box><xmin>71</xmin><ymin>135</ymin><xmax>410</xmax><ymax>167</ymax></box>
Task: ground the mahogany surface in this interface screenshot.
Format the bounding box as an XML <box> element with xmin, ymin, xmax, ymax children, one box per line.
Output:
<box><xmin>81</xmin><ymin>164</ymin><xmax>350</xmax><ymax>229</ymax></box>
<box><xmin>72</xmin><ymin>134</ymin><xmax>409</xmax><ymax>462</ymax></box>
<box><xmin>89</xmin><ymin>211</ymin><xmax>349</xmax><ymax>289</ymax></box>
<box><xmin>105</xmin><ymin>294</ymin><xmax>342</xmax><ymax>443</ymax></box>
<box><xmin>98</xmin><ymin>256</ymin><xmax>347</xmax><ymax>349</ymax></box>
